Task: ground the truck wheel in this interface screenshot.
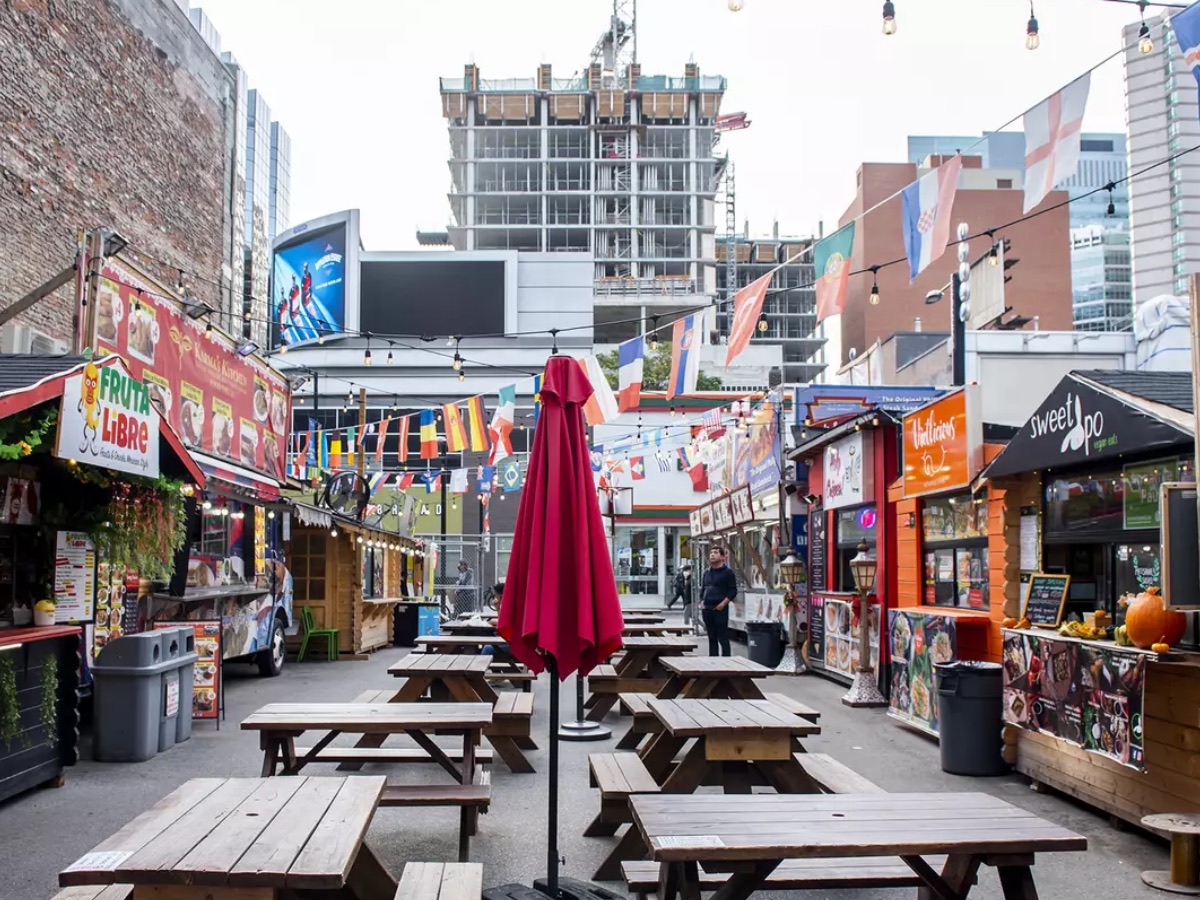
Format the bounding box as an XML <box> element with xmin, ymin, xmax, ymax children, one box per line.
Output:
<box><xmin>257</xmin><ymin>616</ymin><xmax>286</xmax><ymax>677</ymax></box>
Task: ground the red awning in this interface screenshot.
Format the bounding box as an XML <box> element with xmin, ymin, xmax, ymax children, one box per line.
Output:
<box><xmin>0</xmin><ymin>357</ymin><xmax>206</xmax><ymax>488</ymax></box>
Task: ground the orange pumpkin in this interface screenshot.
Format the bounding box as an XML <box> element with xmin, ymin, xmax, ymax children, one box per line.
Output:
<box><xmin>1002</xmin><ymin>617</ymin><xmax>1019</xmax><ymax>628</ymax></box>
<box><xmin>1124</xmin><ymin>587</ymin><xmax>1187</xmax><ymax>650</ymax></box>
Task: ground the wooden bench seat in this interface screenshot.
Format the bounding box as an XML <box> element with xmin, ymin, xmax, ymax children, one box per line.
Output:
<box><xmin>354</xmin><ymin>688</ymin><xmax>396</xmax><ymax>703</ymax></box>
<box><xmin>620</xmin><ymin>856</ymin><xmax>954</xmax><ymax>898</ymax></box>
<box><xmin>586</xmin><ymin>752</ymin><xmax>662</xmax><ymax>880</ymax></box>
<box><xmin>763</xmin><ymin>691</ymin><xmax>821</xmax><ymax>722</ymax></box>
<box><xmin>585</xmin><ymin>665</ymin><xmax>666</xmax><ymax>718</ymax></box>
<box><xmin>479</xmin><ymin>691</ymin><xmax>536</xmax><ymax>774</ymax></box>
<box><xmin>394</xmin><ymin>862</ymin><xmax>484</xmax><ymax>900</ymax></box>
<box><xmin>484</xmin><ymin>669</ymin><xmax>535</xmax><ymax>692</ymax></box>
<box><xmin>51</xmin><ymin>888</ymin><xmax>134</xmax><ymax>900</ymax></box>
<box><xmin>292</xmin><ymin>746</ymin><xmax>494</xmax><ymax>765</ymax></box>
<box><xmin>381</xmin><ymin>771</ymin><xmax>492</xmax><ymax>861</ymax></box>
<box><xmin>614</xmin><ymin>692</ymin><xmax>658</xmax><ymax>750</ymax></box>
<box><xmin>793</xmin><ymin>752</ymin><xmax>886</xmax><ymax>794</ymax></box>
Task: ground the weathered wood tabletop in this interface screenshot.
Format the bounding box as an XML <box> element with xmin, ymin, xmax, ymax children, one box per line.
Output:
<box><xmin>630</xmin><ymin>792</ymin><xmax>1088</xmax><ymax>900</ymax></box>
<box><xmin>656</xmin><ymin>655</ymin><xmax>774</xmax><ymax>701</ymax></box>
<box><xmin>59</xmin><ymin>776</ymin><xmax>395</xmax><ymax>899</ymax></box>
<box><xmin>416</xmin><ymin>634</ymin><xmax>506</xmax><ymax>652</ymax></box>
<box><xmin>624</xmin><ymin>623</ymin><xmax>696</xmax><ymax>636</ymax></box>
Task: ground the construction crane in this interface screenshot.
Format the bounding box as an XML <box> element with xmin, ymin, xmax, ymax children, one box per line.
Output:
<box><xmin>588</xmin><ymin>0</ymin><xmax>637</xmax><ymax>88</ymax></box>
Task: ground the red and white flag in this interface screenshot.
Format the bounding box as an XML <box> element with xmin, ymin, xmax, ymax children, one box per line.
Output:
<box><xmin>724</xmin><ymin>273</ymin><xmax>773</xmax><ymax>367</ymax></box>
<box><xmin>1023</xmin><ymin>74</ymin><xmax>1091</xmax><ymax>214</ymax></box>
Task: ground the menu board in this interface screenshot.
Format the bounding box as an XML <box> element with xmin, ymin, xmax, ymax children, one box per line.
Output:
<box><xmin>808</xmin><ymin>509</ymin><xmax>826</xmax><ymax>593</ymax></box>
<box><xmin>92</xmin><ymin>262</ymin><xmax>290</xmax><ymax>484</ymax></box>
<box><xmin>53</xmin><ymin>531</ymin><xmax>95</xmax><ymax>623</ymax></box>
<box><xmin>1161</xmin><ymin>483</ymin><xmax>1200</xmax><ymax>610</ymax></box>
<box><xmin>729</xmin><ymin>486</ymin><xmax>754</xmax><ymax>525</ymax></box>
<box><xmin>155</xmin><ymin>621</ymin><xmax>221</xmax><ymax>720</ymax></box>
<box><xmin>807</xmin><ymin>594</ymin><xmax>826</xmax><ymax>663</ymax></box>
<box><xmin>811</xmin><ymin>593</ymin><xmax>880</xmax><ymax>680</ymax></box>
<box><xmin>888</xmin><ymin>610</ymin><xmax>958</xmax><ymax>737</ymax></box>
<box><xmin>1002</xmin><ymin>629</ymin><xmax>1146</xmax><ymax>770</ymax></box>
<box><xmin>93</xmin><ymin>564</ymin><xmax>135</xmax><ymax>663</ymax></box>
<box><xmin>713</xmin><ymin>496</ymin><xmax>734</xmax><ymax>532</ymax></box>
<box><xmin>689</xmin><ymin>508</ymin><xmax>703</xmax><ymax>537</ymax></box>
<box><xmin>1021</xmin><ymin>574</ymin><xmax>1070</xmax><ymax>627</ymax></box>
<box><xmin>698</xmin><ymin>503</ymin><xmax>715</xmax><ymax>535</ymax></box>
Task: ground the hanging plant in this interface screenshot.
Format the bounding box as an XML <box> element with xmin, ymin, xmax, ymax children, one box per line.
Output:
<box><xmin>40</xmin><ymin>656</ymin><xmax>58</xmax><ymax>748</ymax></box>
<box><xmin>0</xmin><ymin>407</ymin><xmax>57</xmax><ymax>460</ymax></box>
<box><xmin>0</xmin><ymin>656</ymin><xmax>22</xmax><ymax>751</ymax></box>
<box><xmin>89</xmin><ymin>477</ymin><xmax>188</xmax><ymax>582</ymax></box>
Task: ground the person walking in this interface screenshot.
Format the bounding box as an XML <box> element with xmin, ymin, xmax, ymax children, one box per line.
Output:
<box><xmin>699</xmin><ymin>546</ymin><xmax>736</xmax><ymax>656</ymax></box>
<box><xmin>454</xmin><ymin>559</ymin><xmax>476</xmax><ymax>616</ymax></box>
<box><xmin>667</xmin><ymin>563</ymin><xmax>692</xmax><ymax>611</ymax></box>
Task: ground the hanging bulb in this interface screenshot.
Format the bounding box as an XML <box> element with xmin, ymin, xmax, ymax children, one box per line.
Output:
<box><xmin>205</xmin><ymin>321</ymin><xmax>213</xmax><ymax>336</ymax></box>
<box><xmin>452</xmin><ymin>352</ymin><xmax>463</xmax><ymax>371</ymax></box>
<box><xmin>387</xmin><ymin>349</ymin><xmax>394</xmax><ymax>365</ymax></box>
<box><xmin>317</xmin><ymin>331</ymin><xmax>325</xmax><ymax>345</ymax></box>
<box><xmin>364</xmin><ymin>347</ymin><xmax>373</xmax><ymax>367</ymax></box>
<box><xmin>1139</xmin><ymin>21</ymin><xmax>1153</xmax><ymax>54</ymax></box>
<box><xmin>649</xmin><ymin>316</ymin><xmax>660</xmax><ymax>352</ymax></box>
<box><xmin>458</xmin><ymin>369</ymin><xmax>466</xmax><ymax>383</ymax></box>
<box><xmin>757</xmin><ymin>314</ymin><xmax>769</xmax><ymax>333</ymax></box>
<box><xmin>870</xmin><ymin>281</ymin><xmax>880</xmax><ymax>306</ymax></box>
<box><xmin>279</xmin><ymin>339</ymin><xmax>288</xmax><ymax>355</ymax></box>
<box><xmin>882</xmin><ymin>0</ymin><xmax>896</xmax><ymax>35</ymax></box>
<box><xmin>392</xmin><ymin>396</ymin><xmax>399</xmax><ymax>412</ymax></box>
<box><xmin>176</xmin><ymin>270</ymin><xmax>185</xmax><ymax>294</ymax></box>
<box><xmin>727</xmin><ymin>0</ymin><xmax>745</xmax><ymax>10</ymax></box>
<box><xmin>1025</xmin><ymin>7</ymin><xmax>1040</xmax><ymax>50</ymax></box>
<box><xmin>669</xmin><ymin>406</ymin><xmax>676</xmax><ymax>418</ymax></box>
<box><xmin>244</xmin><ymin>309</ymin><xmax>252</xmax><ymax>322</ymax></box>
<box><xmin>133</xmin><ymin>291</ymin><xmax>142</xmax><ymax>313</ymax></box>
<box><xmin>989</xmin><ymin>243</ymin><xmax>1000</xmax><ymax>267</ymax></box>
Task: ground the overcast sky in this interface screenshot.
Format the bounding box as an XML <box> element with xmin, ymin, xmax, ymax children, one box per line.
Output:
<box><xmin>193</xmin><ymin>0</ymin><xmax>1150</xmax><ymax>248</ymax></box>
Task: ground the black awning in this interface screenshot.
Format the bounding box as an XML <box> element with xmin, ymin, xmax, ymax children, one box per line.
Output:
<box><xmin>985</xmin><ymin>372</ymin><xmax>1192</xmax><ymax>478</ymax></box>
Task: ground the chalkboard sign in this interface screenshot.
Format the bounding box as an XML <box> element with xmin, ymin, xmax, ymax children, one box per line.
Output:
<box><xmin>1161</xmin><ymin>483</ymin><xmax>1200</xmax><ymax>610</ymax></box>
<box><xmin>809</xmin><ymin>508</ymin><xmax>827</xmax><ymax>593</ymax></box>
<box><xmin>1021</xmin><ymin>574</ymin><xmax>1071</xmax><ymax>627</ymax></box>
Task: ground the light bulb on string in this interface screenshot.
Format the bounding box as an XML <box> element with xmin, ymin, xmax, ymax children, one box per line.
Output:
<box><xmin>882</xmin><ymin>0</ymin><xmax>896</xmax><ymax>35</ymax></box>
<box><xmin>452</xmin><ymin>352</ymin><xmax>463</xmax><ymax>371</ymax></box>
<box><xmin>1106</xmin><ymin>182</ymin><xmax>1116</xmax><ymax>217</ymax></box>
<box><xmin>1025</xmin><ymin>5</ymin><xmax>1039</xmax><ymax>50</ymax></box>
<box><xmin>364</xmin><ymin>347</ymin><xmax>372</xmax><ymax>367</ymax></box>
<box><xmin>279</xmin><ymin>338</ymin><xmax>288</xmax><ymax>355</ymax></box>
<box><xmin>458</xmin><ymin>370</ymin><xmax>466</xmax><ymax>383</ymax></box>
<box><xmin>649</xmin><ymin>316</ymin><xmax>660</xmax><ymax>352</ymax></box>
<box><xmin>1139</xmin><ymin>19</ymin><xmax>1153</xmax><ymax>54</ymax></box>
<box><xmin>387</xmin><ymin>348</ymin><xmax>394</xmax><ymax>365</ymax></box>
<box><xmin>727</xmin><ymin>0</ymin><xmax>744</xmax><ymax>10</ymax></box>
<box><xmin>869</xmin><ymin>266</ymin><xmax>880</xmax><ymax>306</ymax></box>
<box><xmin>988</xmin><ymin>232</ymin><xmax>999</xmax><ymax>267</ymax></box>
<box><xmin>757</xmin><ymin>313</ymin><xmax>769</xmax><ymax>333</ymax></box>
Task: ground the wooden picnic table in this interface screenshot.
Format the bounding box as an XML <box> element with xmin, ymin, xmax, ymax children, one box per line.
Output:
<box><xmin>417</xmin><ymin>634</ymin><xmax>506</xmax><ymax>654</ymax></box>
<box><xmin>441</xmin><ymin>619</ymin><xmax>499</xmax><ymax>635</ymax></box>
<box><xmin>623</xmin><ymin>613</ymin><xmax>666</xmax><ymax>624</ymax></box>
<box><xmin>624</xmin><ymin>622</ymin><xmax>695</xmax><ymax>637</ymax></box>
<box><xmin>656</xmin><ymin>656</ymin><xmax>774</xmax><ymax>701</ymax></box>
<box><xmin>640</xmin><ymin>698</ymin><xmax>821</xmax><ymax>793</ymax></box>
<box><xmin>630</xmin><ymin>792</ymin><xmax>1088</xmax><ymax>900</ymax></box>
<box><xmin>58</xmin><ymin>776</ymin><xmax>396</xmax><ymax>899</ymax></box>
<box><xmin>586</xmin><ymin>637</ymin><xmax>697</xmax><ymax>721</ymax></box>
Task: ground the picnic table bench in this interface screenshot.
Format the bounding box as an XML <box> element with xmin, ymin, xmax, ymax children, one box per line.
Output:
<box><xmin>616</xmin><ymin>691</ymin><xmax>820</xmax><ymax>751</ymax></box>
<box><xmin>416</xmin><ymin>635</ymin><xmax>506</xmax><ymax>654</ymax></box>
<box><xmin>655</xmin><ymin>655</ymin><xmax>773</xmax><ymax>701</ymax></box>
<box><xmin>623</xmin><ymin>623</ymin><xmax>695</xmax><ymax>637</ymax></box>
<box><xmin>241</xmin><ymin>703</ymin><xmax>492</xmax><ymax>861</ymax></box>
<box><xmin>630</xmin><ymin>792</ymin><xmax>1088</xmax><ymax>900</ymax></box>
<box><xmin>58</xmin><ymin>776</ymin><xmax>397</xmax><ymax>899</ymax></box>
<box><xmin>586</xmin><ymin>637</ymin><xmax>696</xmax><ymax>721</ymax></box>
<box><xmin>395</xmin><ymin>862</ymin><xmax>483</xmax><ymax>900</ymax></box>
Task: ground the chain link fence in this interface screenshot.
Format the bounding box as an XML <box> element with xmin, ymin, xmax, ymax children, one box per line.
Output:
<box><xmin>422</xmin><ymin>534</ymin><xmax>515</xmax><ymax>617</ymax></box>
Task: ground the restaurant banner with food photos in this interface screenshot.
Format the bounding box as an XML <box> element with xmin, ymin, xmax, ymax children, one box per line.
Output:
<box><xmin>91</xmin><ymin>261</ymin><xmax>291</xmax><ymax>483</ymax></box>
<box><xmin>155</xmin><ymin>621</ymin><xmax>220</xmax><ymax>720</ymax></box>
<box><xmin>1002</xmin><ymin>630</ymin><xmax>1146</xmax><ymax>770</ymax></box>
<box><xmin>888</xmin><ymin>610</ymin><xmax>958</xmax><ymax>737</ymax></box>
<box><xmin>809</xmin><ymin>592</ymin><xmax>880</xmax><ymax>681</ymax></box>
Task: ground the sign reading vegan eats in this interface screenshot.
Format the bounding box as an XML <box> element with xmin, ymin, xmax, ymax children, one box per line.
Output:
<box><xmin>90</xmin><ymin>262</ymin><xmax>291</xmax><ymax>484</ymax></box>
<box><xmin>56</xmin><ymin>358</ymin><xmax>160</xmax><ymax>478</ymax></box>
<box><xmin>902</xmin><ymin>386</ymin><xmax>983</xmax><ymax>499</ymax></box>
<box><xmin>1021</xmin><ymin>573</ymin><xmax>1071</xmax><ymax>628</ymax></box>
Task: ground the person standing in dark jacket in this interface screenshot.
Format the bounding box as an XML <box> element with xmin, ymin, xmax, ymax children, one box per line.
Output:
<box><xmin>699</xmin><ymin>546</ymin><xmax>736</xmax><ymax>656</ymax></box>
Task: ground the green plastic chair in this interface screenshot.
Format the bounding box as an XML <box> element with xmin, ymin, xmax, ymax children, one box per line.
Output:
<box><xmin>297</xmin><ymin>606</ymin><xmax>340</xmax><ymax>662</ymax></box>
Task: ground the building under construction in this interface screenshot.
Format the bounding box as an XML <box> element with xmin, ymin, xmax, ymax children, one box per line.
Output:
<box><xmin>439</xmin><ymin>2</ymin><xmax>728</xmax><ymax>343</ymax></box>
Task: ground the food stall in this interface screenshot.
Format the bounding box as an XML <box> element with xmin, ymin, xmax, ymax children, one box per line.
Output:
<box><xmin>287</xmin><ymin>501</ymin><xmax>418</xmax><ymax>656</ymax></box>
<box><xmin>84</xmin><ymin>257</ymin><xmax>297</xmax><ymax>677</ymax></box>
<box><xmin>0</xmin><ymin>354</ymin><xmax>206</xmax><ymax>800</ymax></box>
<box><xmin>984</xmin><ymin>370</ymin><xmax>1200</xmax><ymax>828</ymax></box>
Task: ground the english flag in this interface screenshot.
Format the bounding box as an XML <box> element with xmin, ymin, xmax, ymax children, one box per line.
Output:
<box><xmin>725</xmin><ymin>273</ymin><xmax>773</xmax><ymax>366</ymax></box>
<box><xmin>667</xmin><ymin>313</ymin><xmax>703</xmax><ymax>400</ymax></box>
<box><xmin>617</xmin><ymin>337</ymin><xmax>645</xmax><ymax>411</ymax></box>
<box><xmin>901</xmin><ymin>155</ymin><xmax>962</xmax><ymax>282</ymax></box>
<box><xmin>1023</xmin><ymin>73</ymin><xmax>1091</xmax><ymax>213</ymax></box>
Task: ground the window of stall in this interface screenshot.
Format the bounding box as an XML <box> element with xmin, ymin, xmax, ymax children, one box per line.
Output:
<box><xmin>190</xmin><ymin>496</ymin><xmax>255</xmax><ymax>585</ymax></box>
<box><xmin>615</xmin><ymin>526</ymin><xmax>660</xmax><ymax>595</ymax></box>
<box><xmin>922</xmin><ymin>491</ymin><xmax>989</xmax><ymax>608</ymax></box>
<box><xmin>836</xmin><ymin>506</ymin><xmax>877</xmax><ymax>591</ymax></box>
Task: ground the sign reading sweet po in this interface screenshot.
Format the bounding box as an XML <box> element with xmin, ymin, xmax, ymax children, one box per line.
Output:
<box><xmin>902</xmin><ymin>386</ymin><xmax>983</xmax><ymax>498</ymax></box>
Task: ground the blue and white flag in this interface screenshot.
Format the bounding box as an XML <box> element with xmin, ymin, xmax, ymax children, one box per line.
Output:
<box><xmin>1173</xmin><ymin>2</ymin><xmax>1200</xmax><ymax>123</ymax></box>
<box><xmin>477</xmin><ymin>465</ymin><xmax>495</xmax><ymax>493</ymax></box>
<box><xmin>901</xmin><ymin>155</ymin><xmax>962</xmax><ymax>282</ymax></box>
<box><xmin>667</xmin><ymin>313</ymin><xmax>703</xmax><ymax>400</ymax></box>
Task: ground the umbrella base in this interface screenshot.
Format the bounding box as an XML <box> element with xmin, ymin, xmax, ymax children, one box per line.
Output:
<box><xmin>484</xmin><ymin>878</ymin><xmax>625</xmax><ymax>900</ymax></box>
<box><xmin>558</xmin><ymin>719</ymin><xmax>612</xmax><ymax>741</ymax></box>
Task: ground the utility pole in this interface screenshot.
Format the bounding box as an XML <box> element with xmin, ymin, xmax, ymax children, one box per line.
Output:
<box><xmin>951</xmin><ymin>273</ymin><xmax>966</xmax><ymax>387</ymax></box>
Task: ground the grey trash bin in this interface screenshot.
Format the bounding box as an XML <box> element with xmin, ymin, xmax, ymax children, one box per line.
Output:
<box><xmin>92</xmin><ymin>629</ymin><xmax>198</xmax><ymax>762</ymax></box>
<box><xmin>745</xmin><ymin>620</ymin><xmax>784</xmax><ymax>667</ymax></box>
<box><xmin>935</xmin><ymin>661</ymin><xmax>1007</xmax><ymax>776</ymax></box>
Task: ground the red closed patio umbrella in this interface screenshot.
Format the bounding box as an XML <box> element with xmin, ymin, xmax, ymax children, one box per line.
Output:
<box><xmin>496</xmin><ymin>355</ymin><xmax>624</xmax><ymax>899</ymax></box>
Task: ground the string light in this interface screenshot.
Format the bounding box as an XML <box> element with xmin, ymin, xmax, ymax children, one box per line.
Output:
<box><xmin>869</xmin><ymin>266</ymin><xmax>880</xmax><ymax>306</ymax></box>
<box><xmin>1139</xmin><ymin>1</ymin><xmax>1153</xmax><ymax>54</ymax></box>
<box><xmin>279</xmin><ymin>336</ymin><xmax>288</xmax><ymax>355</ymax></box>
<box><xmin>727</xmin><ymin>0</ymin><xmax>745</xmax><ymax>10</ymax></box>
<box><xmin>133</xmin><ymin>290</ymin><xmax>142</xmax><ymax>313</ymax></box>
<box><xmin>177</xmin><ymin>270</ymin><xmax>185</xmax><ymax>294</ymax></box>
<box><xmin>458</xmin><ymin>369</ymin><xmax>466</xmax><ymax>383</ymax></box>
<box><xmin>1026</xmin><ymin>4</ymin><xmax>1040</xmax><ymax>50</ymax></box>
<box><xmin>452</xmin><ymin>336</ymin><xmax>463</xmax><ymax>371</ymax></box>
<box><xmin>205</xmin><ymin>321</ymin><xmax>213</xmax><ymax>335</ymax></box>
<box><xmin>364</xmin><ymin>343</ymin><xmax>372</xmax><ymax>367</ymax></box>
<box><xmin>757</xmin><ymin>313</ymin><xmax>769</xmax><ymax>333</ymax></box>
<box><xmin>387</xmin><ymin>348</ymin><xmax>394</xmax><ymax>365</ymax></box>
<box><xmin>882</xmin><ymin>0</ymin><xmax>896</xmax><ymax>35</ymax></box>
<box><xmin>1106</xmin><ymin>182</ymin><xmax>1117</xmax><ymax>216</ymax></box>
<box><xmin>988</xmin><ymin>231</ymin><xmax>1000</xmax><ymax>267</ymax></box>
<box><xmin>392</xmin><ymin>395</ymin><xmax>399</xmax><ymax>412</ymax></box>
<box><xmin>649</xmin><ymin>316</ymin><xmax>660</xmax><ymax>352</ymax></box>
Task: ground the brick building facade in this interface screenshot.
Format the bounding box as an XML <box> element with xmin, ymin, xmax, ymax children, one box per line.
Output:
<box><xmin>0</xmin><ymin>0</ymin><xmax>241</xmax><ymax>343</ymax></box>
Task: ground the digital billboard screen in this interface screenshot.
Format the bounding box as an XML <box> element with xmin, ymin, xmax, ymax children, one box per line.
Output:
<box><xmin>359</xmin><ymin>259</ymin><xmax>506</xmax><ymax>337</ymax></box>
<box><xmin>271</xmin><ymin>223</ymin><xmax>347</xmax><ymax>348</ymax></box>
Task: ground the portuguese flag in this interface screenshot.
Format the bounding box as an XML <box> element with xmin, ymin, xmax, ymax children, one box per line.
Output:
<box><xmin>814</xmin><ymin>222</ymin><xmax>856</xmax><ymax>323</ymax></box>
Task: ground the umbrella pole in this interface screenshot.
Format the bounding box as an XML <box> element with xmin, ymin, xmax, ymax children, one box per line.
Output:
<box><xmin>559</xmin><ymin>672</ymin><xmax>611</xmax><ymax>741</ymax></box>
<box><xmin>547</xmin><ymin>654</ymin><xmax>560</xmax><ymax>899</ymax></box>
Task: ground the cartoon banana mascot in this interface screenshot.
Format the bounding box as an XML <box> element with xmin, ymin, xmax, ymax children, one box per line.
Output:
<box><xmin>79</xmin><ymin>361</ymin><xmax>101</xmax><ymax>454</ymax></box>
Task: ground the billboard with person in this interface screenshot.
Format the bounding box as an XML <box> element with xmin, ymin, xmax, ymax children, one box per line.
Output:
<box><xmin>270</xmin><ymin>209</ymin><xmax>360</xmax><ymax>349</ymax></box>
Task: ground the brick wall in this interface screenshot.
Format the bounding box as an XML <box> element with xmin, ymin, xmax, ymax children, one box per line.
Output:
<box><xmin>0</xmin><ymin>0</ymin><xmax>237</xmax><ymax>343</ymax></box>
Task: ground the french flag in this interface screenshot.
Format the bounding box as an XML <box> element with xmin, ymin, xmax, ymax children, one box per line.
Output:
<box><xmin>617</xmin><ymin>337</ymin><xmax>645</xmax><ymax>411</ymax></box>
<box><xmin>667</xmin><ymin>314</ymin><xmax>702</xmax><ymax>400</ymax></box>
<box><xmin>901</xmin><ymin>155</ymin><xmax>962</xmax><ymax>282</ymax></box>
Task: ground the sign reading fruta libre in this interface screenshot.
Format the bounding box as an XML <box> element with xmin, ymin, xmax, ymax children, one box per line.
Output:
<box><xmin>902</xmin><ymin>386</ymin><xmax>983</xmax><ymax>498</ymax></box>
<box><xmin>56</xmin><ymin>359</ymin><xmax>160</xmax><ymax>478</ymax></box>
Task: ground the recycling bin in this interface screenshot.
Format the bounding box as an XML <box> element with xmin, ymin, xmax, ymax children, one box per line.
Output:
<box><xmin>745</xmin><ymin>620</ymin><xmax>784</xmax><ymax>668</ymax></box>
<box><xmin>92</xmin><ymin>629</ymin><xmax>198</xmax><ymax>762</ymax></box>
<box><xmin>935</xmin><ymin>661</ymin><xmax>1007</xmax><ymax>776</ymax></box>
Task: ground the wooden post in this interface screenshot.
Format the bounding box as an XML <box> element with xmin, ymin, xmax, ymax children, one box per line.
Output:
<box><xmin>352</xmin><ymin>388</ymin><xmax>367</xmax><ymax>654</ymax></box>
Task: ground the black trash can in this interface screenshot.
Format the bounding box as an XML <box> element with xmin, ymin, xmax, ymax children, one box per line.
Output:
<box><xmin>394</xmin><ymin>603</ymin><xmax>419</xmax><ymax>647</ymax></box>
<box><xmin>745</xmin><ymin>621</ymin><xmax>784</xmax><ymax>668</ymax></box>
<box><xmin>935</xmin><ymin>661</ymin><xmax>1007</xmax><ymax>776</ymax></box>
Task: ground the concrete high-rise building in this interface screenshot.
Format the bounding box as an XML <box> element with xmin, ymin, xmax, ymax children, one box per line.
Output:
<box><xmin>910</xmin><ymin>131</ymin><xmax>1130</xmax><ymax>330</ymax></box>
<box><xmin>187</xmin><ymin>7</ymin><xmax>220</xmax><ymax>55</ymax></box>
<box><xmin>716</xmin><ymin>235</ymin><xmax>824</xmax><ymax>383</ymax></box>
<box><xmin>1070</xmin><ymin>226</ymin><xmax>1133</xmax><ymax>332</ymax></box>
<box><xmin>439</xmin><ymin>50</ymin><xmax>727</xmax><ymax>344</ymax></box>
<box><xmin>268</xmin><ymin>122</ymin><xmax>291</xmax><ymax>241</ymax></box>
<box><xmin>1124</xmin><ymin>13</ymin><xmax>1200</xmax><ymax>302</ymax></box>
<box><xmin>243</xmin><ymin>88</ymin><xmax>273</xmax><ymax>347</ymax></box>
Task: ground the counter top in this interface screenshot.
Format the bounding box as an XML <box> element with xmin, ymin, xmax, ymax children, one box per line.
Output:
<box><xmin>0</xmin><ymin>625</ymin><xmax>82</xmax><ymax>647</ymax></box>
<box><xmin>153</xmin><ymin>585</ymin><xmax>268</xmax><ymax>604</ymax></box>
<box><xmin>907</xmin><ymin>606</ymin><xmax>993</xmax><ymax>622</ymax></box>
<box><xmin>1001</xmin><ymin>626</ymin><xmax>1166</xmax><ymax>657</ymax></box>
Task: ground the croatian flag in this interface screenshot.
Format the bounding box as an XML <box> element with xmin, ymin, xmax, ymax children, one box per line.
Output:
<box><xmin>667</xmin><ymin>313</ymin><xmax>702</xmax><ymax>400</ymax></box>
<box><xmin>901</xmin><ymin>155</ymin><xmax>962</xmax><ymax>282</ymax></box>
<box><xmin>617</xmin><ymin>337</ymin><xmax>645</xmax><ymax>411</ymax></box>
<box><xmin>1173</xmin><ymin>3</ymin><xmax>1200</xmax><ymax>123</ymax></box>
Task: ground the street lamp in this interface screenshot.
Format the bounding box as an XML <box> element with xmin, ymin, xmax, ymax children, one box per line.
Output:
<box><xmin>843</xmin><ymin>540</ymin><xmax>886</xmax><ymax>707</ymax></box>
<box><xmin>776</xmin><ymin>551</ymin><xmax>807</xmax><ymax>675</ymax></box>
